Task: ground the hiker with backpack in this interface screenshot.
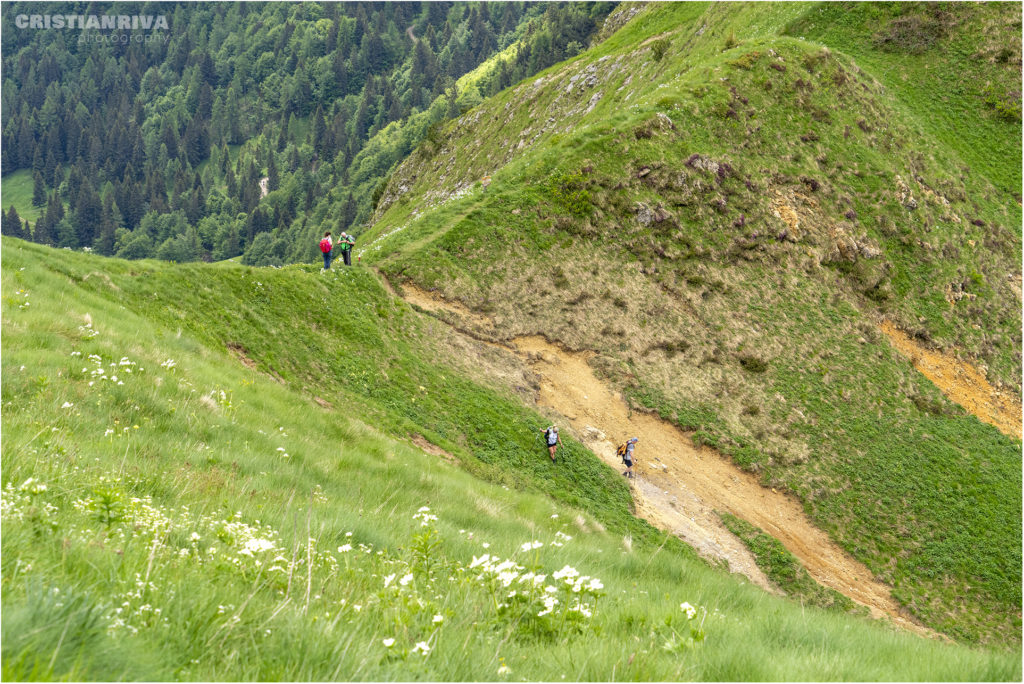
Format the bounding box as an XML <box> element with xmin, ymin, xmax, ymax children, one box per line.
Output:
<box><xmin>319</xmin><ymin>231</ymin><xmax>335</xmax><ymax>270</ymax></box>
<box><xmin>541</xmin><ymin>425</ymin><xmax>562</xmax><ymax>463</ymax></box>
<box><xmin>338</xmin><ymin>231</ymin><xmax>356</xmax><ymax>266</ymax></box>
<box><xmin>618</xmin><ymin>437</ymin><xmax>639</xmax><ymax>479</ymax></box>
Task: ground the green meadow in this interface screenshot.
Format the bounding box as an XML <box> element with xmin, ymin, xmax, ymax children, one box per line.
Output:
<box><xmin>2</xmin><ymin>239</ymin><xmax>1019</xmax><ymax>680</ymax></box>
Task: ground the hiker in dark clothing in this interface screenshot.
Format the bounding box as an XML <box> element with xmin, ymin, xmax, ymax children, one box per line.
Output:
<box><xmin>338</xmin><ymin>231</ymin><xmax>355</xmax><ymax>266</ymax></box>
<box><xmin>541</xmin><ymin>425</ymin><xmax>562</xmax><ymax>462</ymax></box>
<box><xmin>621</xmin><ymin>437</ymin><xmax>638</xmax><ymax>479</ymax></box>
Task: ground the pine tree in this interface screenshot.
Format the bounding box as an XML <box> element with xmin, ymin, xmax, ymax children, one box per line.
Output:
<box><xmin>73</xmin><ymin>178</ymin><xmax>102</xmax><ymax>248</ymax></box>
<box><xmin>32</xmin><ymin>170</ymin><xmax>47</xmax><ymax>207</ymax></box>
<box><xmin>43</xmin><ymin>148</ymin><xmax>58</xmax><ymax>186</ymax></box>
<box><xmin>277</xmin><ymin>113</ymin><xmax>291</xmax><ymax>153</ymax></box>
<box><xmin>226</xmin><ymin>164</ymin><xmax>238</xmax><ymax>199</ymax></box>
<box><xmin>94</xmin><ymin>194</ymin><xmax>123</xmax><ymax>256</ymax></box>
<box><xmin>4</xmin><ymin>205</ymin><xmax>24</xmax><ymax>239</ymax></box>
<box><xmin>267</xmin><ymin>154</ymin><xmax>280</xmax><ymax>193</ymax></box>
<box><xmin>310</xmin><ymin>105</ymin><xmax>327</xmax><ymax>156</ymax></box>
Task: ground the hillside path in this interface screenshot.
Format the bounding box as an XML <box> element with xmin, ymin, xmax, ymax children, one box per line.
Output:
<box><xmin>395</xmin><ymin>282</ymin><xmax>939</xmax><ymax>640</ymax></box>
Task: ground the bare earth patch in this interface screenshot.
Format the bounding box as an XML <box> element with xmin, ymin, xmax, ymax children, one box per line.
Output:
<box><xmin>227</xmin><ymin>342</ymin><xmax>285</xmax><ymax>383</ymax></box>
<box><xmin>410</xmin><ymin>434</ymin><xmax>457</xmax><ymax>464</ymax></box>
<box><xmin>398</xmin><ymin>283</ymin><xmax>939</xmax><ymax>639</ymax></box>
<box><xmin>880</xmin><ymin>321</ymin><xmax>1022</xmax><ymax>439</ymax></box>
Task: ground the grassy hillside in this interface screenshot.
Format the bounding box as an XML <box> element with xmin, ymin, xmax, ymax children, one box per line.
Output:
<box><xmin>4</xmin><ymin>238</ymin><xmax>1021</xmax><ymax>680</ymax></box>
<box><xmin>361</xmin><ymin>2</ymin><xmax>1022</xmax><ymax>645</ymax></box>
<box><xmin>1</xmin><ymin>169</ymin><xmax>43</xmax><ymax>224</ymax></box>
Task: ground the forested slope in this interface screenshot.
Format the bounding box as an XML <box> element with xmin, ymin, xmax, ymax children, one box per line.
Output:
<box><xmin>1</xmin><ymin>1</ymin><xmax>613</xmax><ymax>263</ymax></box>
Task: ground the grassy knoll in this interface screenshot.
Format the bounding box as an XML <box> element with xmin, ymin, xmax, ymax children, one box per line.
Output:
<box><xmin>785</xmin><ymin>1</ymin><xmax>1023</xmax><ymax>198</ymax></box>
<box><xmin>2</xmin><ymin>238</ymin><xmax>1020</xmax><ymax>680</ymax></box>
<box><xmin>361</xmin><ymin>2</ymin><xmax>1021</xmax><ymax>645</ymax></box>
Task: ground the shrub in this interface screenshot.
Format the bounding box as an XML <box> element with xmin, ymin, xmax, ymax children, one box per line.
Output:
<box><xmin>651</xmin><ymin>37</ymin><xmax>670</xmax><ymax>61</ymax></box>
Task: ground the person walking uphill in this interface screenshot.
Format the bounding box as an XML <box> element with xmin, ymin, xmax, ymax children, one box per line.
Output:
<box><xmin>319</xmin><ymin>231</ymin><xmax>335</xmax><ymax>270</ymax></box>
<box><xmin>618</xmin><ymin>437</ymin><xmax>639</xmax><ymax>479</ymax></box>
<box><xmin>541</xmin><ymin>425</ymin><xmax>562</xmax><ymax>462</ymax></box>
<box><xmin>338</xmin><ymin>231</ymin><xmax>356</xmax><ymax>266</ymax></box>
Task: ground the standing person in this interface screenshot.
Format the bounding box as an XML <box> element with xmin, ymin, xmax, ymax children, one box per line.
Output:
<box><xmin>541</xmin><ymin>425</ymin><xmax>562</xmax><ymax>462</ymax></box>
<box><xmin>319</xmin><ymin>231</ymin><xmax>334</xmax><ymax>270</ymax></box>
<box><xmin>619</xmin><ymin>437</ymin><xmax>639</xmax><ymax>479</ymax></box>
<box><xmin>338</xmin><ymin>231</ymin><xmax>356</xmax><ymax>266</ymax></box>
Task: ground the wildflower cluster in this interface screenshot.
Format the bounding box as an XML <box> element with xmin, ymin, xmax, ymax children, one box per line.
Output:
<box><xmin>412</xmin><ymin>506</ymin><xmax>438</xmax><ymax>527</ymax></box>
<box><xmin>1</xmin><ymin>478</ymin><xmax>58</xmax><ymax>525</ymax></box>
<box><xmin>657</xmin><ymin>601</ymin><xmax>708</xmax><ymax>654</ymax></box>
<box><xmin>76</xmin><ymin>352</ymin><xmax>144</xmax><ymax>387</ymax></box>
<box><xmin>108</xmin><ymin>574</ymin><xmax>172</xmax><ymax>635</ymax></box>
<box><xmin>467</xmin><ymin>551</ymin><xmax>605</xmax><ymax>638</ymax></box>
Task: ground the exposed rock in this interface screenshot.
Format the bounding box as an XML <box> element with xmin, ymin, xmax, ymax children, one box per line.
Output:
<box><xmin>634</xmin><ymin>202</ymin><xmax>655</xmax><ymax>226</ymax></box>
<box><xmin>653</xmin><ymin>112</ymin><xmax>676</xmax><ymax>130</ymax></box>
<box><xmin>895</xmin><ymin>175</ymin><xmax>918</xmax><ymax>210</ymax></box>
<box><xmin>599</xmin><ymin>5</ymin><xmax>646</xmax><ymax>39</ymax></box>
<box><xmin>686</xmin><ymin>154</ymin><xmax>720</xmax><ymax>175</ymax></box>
<box><xmin>823</xmin><ymin>223</ymin><xmax>883</xmax><ymax>263</ymax></box>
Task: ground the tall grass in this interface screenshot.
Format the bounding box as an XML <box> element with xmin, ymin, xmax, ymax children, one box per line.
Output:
<box><xmin>2</xmin><ymin>238</ymin><xmax>1020</xmax><ymax>680</ymax></box>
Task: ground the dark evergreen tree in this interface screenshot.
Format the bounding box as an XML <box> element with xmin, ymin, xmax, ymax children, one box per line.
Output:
<box><xmin>32</xmin><ymin>170</ymin><xmax>47</xmax><ymax>207</ymax></box>
<box><xmin>4</xmin><ymin>205</ymin><xmax>24</xmax><ymax>239</ymax></box>
<box><xmin>94</xmin><ymin>194</ymin><xmax>122</xmax><ymax>256</ymax></box>
<box><xmin>72</xmin><ymin>178</ymin><xmax>102</xmax><ymax>248</ymax></box>
<box><xmin>267</xmin><ymin>154</ymin><xmax>280</xmax><ymax>193</ymax></box>
<box><xmin>277</xmin><ymin>113</ymin><xmax>291</xmax><ymax>153</ymax></box>
<box><xmin>310</xmin><ymin>105</ymin><xmax>327</xmax><ymax>156</ymax></box>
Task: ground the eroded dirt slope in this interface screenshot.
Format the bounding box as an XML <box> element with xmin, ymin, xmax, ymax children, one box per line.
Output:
<box><xmin>880</xmin><ymin>321</ymin><xmax>1022</xmax><ymax>439</ymax></box>
<box><xmin>399</xmin><ymin>282</ymin><xmax>939</xmax><ymax>639</ymax></box>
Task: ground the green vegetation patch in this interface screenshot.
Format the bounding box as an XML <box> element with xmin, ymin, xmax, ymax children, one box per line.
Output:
<box><xmin>719</xmin><ymin>512</ymin><xmax>863</xmax><ymax>615</ymax></box>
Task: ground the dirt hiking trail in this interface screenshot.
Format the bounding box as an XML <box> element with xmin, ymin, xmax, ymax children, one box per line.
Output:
<box><xmin>397</xmin><ymin>282</ymin><xmax>941</xmax><ymax>639</ymax></box>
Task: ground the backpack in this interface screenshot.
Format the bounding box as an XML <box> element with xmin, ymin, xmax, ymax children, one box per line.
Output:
<box><xmin>319</xmin><ymin>238</ymin><xmax>331</xmax><ymax>253</ymax></box>
<box><xmin>546</xmin><ymin>429</ymin><xmax>558</xmax><ymax>446</ymax></box>
<box><xmin>616</xmin><ymin>443</ymin><xmax>629</xmax><ymax>462</ymax></box>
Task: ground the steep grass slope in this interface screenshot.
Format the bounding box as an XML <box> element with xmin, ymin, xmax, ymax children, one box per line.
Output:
<box><xmin>4</xmin><ymin>239</ymin><xmax>1021</xmax><ymax>680</ymax></box>
<box><xmin>362</xmin><ymin>2</ymin><xmax>1022</xmax><ymax>645</ymax></box>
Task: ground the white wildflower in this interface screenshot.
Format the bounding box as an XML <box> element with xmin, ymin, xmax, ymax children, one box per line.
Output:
<box><xmin>552</xmin><ymin>565</ymin><xmax>579</xmax><ymax>581</ymax></box>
